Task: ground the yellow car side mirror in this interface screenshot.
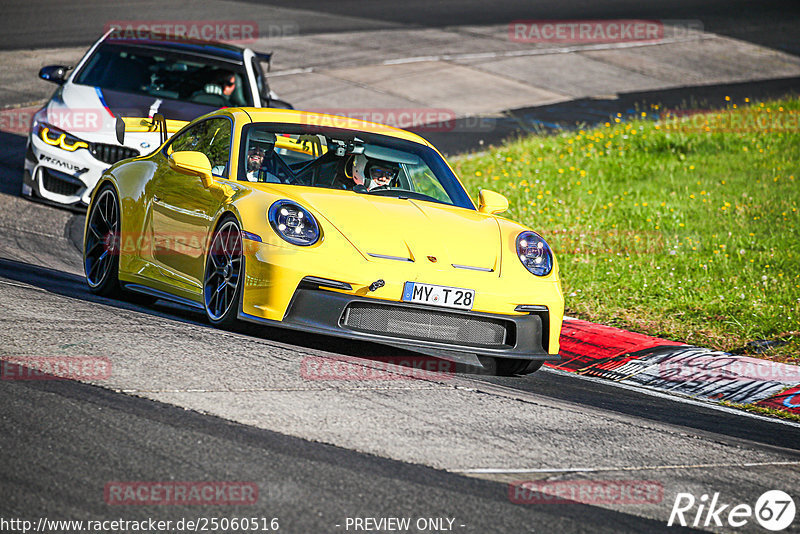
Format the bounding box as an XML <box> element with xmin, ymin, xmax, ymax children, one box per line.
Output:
<box><xmin>478</xmin><ymin>189</ymin><xmax>509</xmax><ymax>215</ymax></box>
<box><xmin>168</xmin><ymin>151</ymin><xmax>215</xmax><ymax>189</ymax></box>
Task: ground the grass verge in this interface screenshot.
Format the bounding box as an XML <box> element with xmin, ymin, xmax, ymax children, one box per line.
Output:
<box><xmin>453</xmin><ymin>97</ymin><xmax>800</xmax><ymax>362</ymax></box>
<box><xmin>719</xmin><ymin>400</ymin><xmax>800</xmax><ymax>423</ymax></box>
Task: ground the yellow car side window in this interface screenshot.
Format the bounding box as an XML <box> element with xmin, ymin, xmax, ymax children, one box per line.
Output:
<box><xmin>167</xmin><ymin>119</ymin><xmax>232</xmax><ymax>177</ymax></box>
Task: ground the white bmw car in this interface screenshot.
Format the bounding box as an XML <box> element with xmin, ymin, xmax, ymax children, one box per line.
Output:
<box><xmin>23</xmin><ymin>29</ymin><xmax>291</xmax><ymax>209</ymax></box>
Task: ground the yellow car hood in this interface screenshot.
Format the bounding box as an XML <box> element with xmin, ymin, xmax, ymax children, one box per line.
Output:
<box><xmin>296</xmin><ymin>190</ymin><xmax>502</xmax><ymax>273</ymax></box>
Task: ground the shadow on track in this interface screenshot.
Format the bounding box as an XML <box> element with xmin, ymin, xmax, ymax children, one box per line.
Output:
<box><xmin>3</xmin><ymin>255</ymin><xmax>800</xmax><ymax>454</ymax></box>
<box><xmin>0</xmin><ymin>363</ymin><xmax>695</xmax><ymax>532</ymax></box>
<box><xmin>0</xmin><ymin>131</ymin><xmax>26</xmax><ymax>197</ymax></box>
<box><xmin>0</xmin><ymin>255</ymin><xmax>490</xmax><ymax>376</ymax></box>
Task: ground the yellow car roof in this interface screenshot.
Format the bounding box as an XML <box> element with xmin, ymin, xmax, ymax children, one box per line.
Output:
<box><xmin>229</xmin><ymin>108</ymin><xmax>434</xmax><ymax>147</ymax></box>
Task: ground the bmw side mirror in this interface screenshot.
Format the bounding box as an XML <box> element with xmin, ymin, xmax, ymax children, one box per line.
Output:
<box><xmin>268</xmin><ymin>99</ymin><xmax>294</xmax><ymax>109</ymax></box>
<box><xmin>39</xmin><ymin>65</ymin><xmax>71</xmax><ymax>85</ymax></box>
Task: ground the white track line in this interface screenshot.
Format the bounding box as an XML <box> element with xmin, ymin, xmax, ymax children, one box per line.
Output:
<box><xmin>458</xmin><ymin>460</ymin><xmax>800</xmax><ymax>475</ymax></box>
<box><xmin>266</xmin><ymin>67</ymin><xmax>314</xmax><ymax>77</ymax></box>
<box><xmin>0</xmin><ymin>279</ymin><xmax>47</xmax><ymax>291</ymax></box>
<box><xmin>268</xmin><ymin>35</ymin><xmax>711</xmax><ymax>77</ymax></box>
<box><xmin>382</xmin><ymin>35</ymin><xmax>710</xmax><ymax>65</ymax></box>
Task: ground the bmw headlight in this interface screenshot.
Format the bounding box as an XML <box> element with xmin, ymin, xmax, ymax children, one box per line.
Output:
<box><xmin>268</xmin><ymin>200</ymin><xmax>320</xmax><ymax>246</ymax></box>
<box><xmin>516</xmin><ymin>231</ymin><xmax>553</xmax><ymax>276</ymax></box>
<box><xmin>31</xmin><ymin>108</ymin><xmax>89</xmax><ymax>152</ymax></box>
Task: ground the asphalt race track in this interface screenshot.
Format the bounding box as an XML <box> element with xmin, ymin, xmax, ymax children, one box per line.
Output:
<box><xmin>1</xmin><ymin>0</ymin><xmax>799</xmax><ymax>54</ymax></box>
<box><xmin>2</xmin><ymin>2</ymin><xmax>800</xmax><ymax>533</ymax></box>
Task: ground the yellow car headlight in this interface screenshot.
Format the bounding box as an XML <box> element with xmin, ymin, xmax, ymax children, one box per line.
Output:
<box><xmin>517</xmin><ymin>231</ymin><xmax>554</xmax><ymax>276</ymax></box>
<box><xmin>268</xmin><ymin>200</ymin><xmax>320</xmax><ymax>246</ymax></box>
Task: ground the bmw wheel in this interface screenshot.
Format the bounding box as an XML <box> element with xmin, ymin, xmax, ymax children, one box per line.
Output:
<box><xmin>204</xmin><ymin>216</ymin><xmax>244</xmax><ymax>327</ymax></box>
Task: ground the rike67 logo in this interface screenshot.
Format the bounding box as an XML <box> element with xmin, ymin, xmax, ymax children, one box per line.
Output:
<box><xmin>668</xmin><ymin>490</ymin><xmax>795</xmax><ymax>531</ymax></box>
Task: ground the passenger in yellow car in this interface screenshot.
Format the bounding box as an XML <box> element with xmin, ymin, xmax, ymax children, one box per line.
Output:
<box><xmin>241</xmin><ymin>131</ymin><xmax>293</xmax><ymax>183</ymax></box>
<box><xmin>244</xmin><ymin>146</ymin><xmax>265</xmax><ymax>181</ymax></box>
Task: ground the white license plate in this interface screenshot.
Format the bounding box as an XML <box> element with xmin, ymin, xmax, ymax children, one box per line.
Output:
<box><xmin>402</xmin><ymin>282</ymin><xmax>475</xmax><ymax>310</ymax></box>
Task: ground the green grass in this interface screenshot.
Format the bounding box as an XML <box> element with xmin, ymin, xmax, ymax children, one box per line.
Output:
<box><xmin>719</xmin><ymin>400</ymin><xmax>800</xmax><ymax>423</ymax></box>
<box><xmin>452</xmin><ymin>97</ymin><xmax>800</xmax><ymax>362</ymax></box>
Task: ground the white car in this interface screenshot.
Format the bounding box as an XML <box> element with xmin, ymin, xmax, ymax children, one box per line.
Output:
<box><xmin>23</xmin><ymin>29</ymin><xmax>291</xmax><ymax>208</ymax></box>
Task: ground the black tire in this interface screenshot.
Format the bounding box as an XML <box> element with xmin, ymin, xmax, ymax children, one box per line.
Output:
<box><xmin>84</xmin><ymin>185</ymin><xmax>122</xmax><ymax>298</ymax></box>
<box><xmin>203</xmin><ymin>216</ymin><xmax>244</xmax><ymax>328</ymax></box>
<box><xmin>494</xmin><ymin>358</ymin><xmax>544</xmax><ymax>376</ymax></box>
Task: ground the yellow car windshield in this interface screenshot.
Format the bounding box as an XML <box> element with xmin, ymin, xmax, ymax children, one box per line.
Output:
<box><xmin>239</xmin><ymin>124</ymin><xmax>474</xmax><ymax>209</ymax></box>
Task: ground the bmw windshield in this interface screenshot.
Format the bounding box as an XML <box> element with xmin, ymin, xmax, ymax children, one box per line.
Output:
<box><xmin>73</xmin><ymin>43</ymin><xmax>254</xmax><ymax>107</ymax></box>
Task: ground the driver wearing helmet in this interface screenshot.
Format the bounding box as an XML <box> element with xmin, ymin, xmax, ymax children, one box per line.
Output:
<box><xmin>346</xmin><ymin>154</ymin><xmax>400</xmax><ymax>191</ymax></box>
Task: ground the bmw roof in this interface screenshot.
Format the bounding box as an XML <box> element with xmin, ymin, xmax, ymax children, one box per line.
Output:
<box><xmin>104</xmin><ymin>29</ymin><xmax>253</xmax><ymax>63</ymax></box>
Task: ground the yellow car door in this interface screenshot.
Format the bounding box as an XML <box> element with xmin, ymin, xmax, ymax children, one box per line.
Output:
<box><xmin>150</xmin><ymin>117</ymin><xmax>233</xmax><ymax>293</ymax></box>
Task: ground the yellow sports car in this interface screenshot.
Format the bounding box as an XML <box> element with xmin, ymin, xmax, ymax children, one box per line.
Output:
<box><xmin>83</xmin><ymin>109</ymin><xmax>564</xmax><ymax>375</ymax></box>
